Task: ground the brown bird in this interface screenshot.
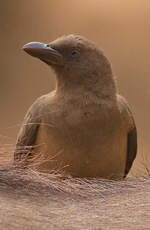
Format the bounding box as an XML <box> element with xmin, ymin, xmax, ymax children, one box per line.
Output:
<box><xmin>14</xmin><ymin>35</ymin><xmax>137</xmax><ymax>178</ymax></box>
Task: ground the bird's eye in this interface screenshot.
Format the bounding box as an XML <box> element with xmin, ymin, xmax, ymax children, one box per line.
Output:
<box><xmin>71</xmin><ymin>49</ymin><xmax>77</xmax><ymax>55</ymax></box>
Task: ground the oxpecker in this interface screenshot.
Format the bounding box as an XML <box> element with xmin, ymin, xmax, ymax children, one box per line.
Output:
<box><xmin>14</xmin><ymin>35</ymin><xmax>137</xmax><ymax>179</ymax></box>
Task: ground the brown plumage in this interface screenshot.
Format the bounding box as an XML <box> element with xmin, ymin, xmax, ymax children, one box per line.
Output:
<box><xmin>14</xmin><ymin>34</ymin><xmax>137</xmax><ymax>178</ymax></box>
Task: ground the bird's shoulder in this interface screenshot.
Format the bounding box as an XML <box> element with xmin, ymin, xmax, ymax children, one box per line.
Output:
<box><xmin>29</xmin><ymin>91</ymin><xmax>56</xmax><ymax>112</ymax></box>
<box><xmin>22</xmin><ymin>91</ymin><xmax>55</xmax><ymax>125</ymax></box>
<box><xmin>117</xmin><ymin>94</ymin><xmax>135</xmax><ymax>131</ymax></box>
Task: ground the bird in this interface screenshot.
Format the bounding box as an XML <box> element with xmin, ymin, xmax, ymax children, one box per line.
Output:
<box><xmin>14</xmin><ymin>34</ymin><xmax>137</xmax><ymax>179</ymax></box>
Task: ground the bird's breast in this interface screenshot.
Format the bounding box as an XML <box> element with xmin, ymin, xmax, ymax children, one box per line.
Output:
<box><xmin>42</xmin><ymin>103</ymin><xmax>120</xmax><ymax>149</ymax></box>
<box><xmin>34</xmin><ymin>102</ymin><xmax>126</xmax><ymax>177</ymax></box>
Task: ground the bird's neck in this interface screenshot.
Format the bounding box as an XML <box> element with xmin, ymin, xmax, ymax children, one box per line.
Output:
<box><xmin>55</xmin><ymin>72</ymin><xmax>118</xmax><ymax>103</ymax></box>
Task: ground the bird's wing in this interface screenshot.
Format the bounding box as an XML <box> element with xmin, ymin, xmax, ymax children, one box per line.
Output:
<box><xmin>118</xmin><ymin>95</ymin><xmax>137</xmax><ymax>177</ymax></box>
<box><xmin>14</xmin><ymin>99</ymin><xmax>41</xmax><ymax>162</ymax></box>
<box><xmin>125</xmin><ymin>126</ymin><xmax>137</xmax><ymax>177</ymax></box>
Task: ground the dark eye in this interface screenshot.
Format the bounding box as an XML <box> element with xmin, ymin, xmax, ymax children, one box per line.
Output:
<box><xmin>71</xmin><ymin>49</ymin><xmax>78</xmax><ymax>55</ymax></box>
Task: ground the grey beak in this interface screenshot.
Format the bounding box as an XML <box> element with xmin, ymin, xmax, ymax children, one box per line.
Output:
<box><xmin>22</xmin><ymin>42</ymin><xmax>64</xmax><ymax>66</ymax></box>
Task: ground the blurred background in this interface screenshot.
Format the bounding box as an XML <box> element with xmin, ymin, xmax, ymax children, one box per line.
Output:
<box><xmin>0</xmin><ymin>0</ymin><xmax>150</xmax><ymax>174</ymax></box>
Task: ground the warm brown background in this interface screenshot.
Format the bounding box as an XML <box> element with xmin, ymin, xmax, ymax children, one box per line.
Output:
<box><xmin>0</xmin><ymin>0</ymin><xmax>150</xmax><ymax>174</ymax></box>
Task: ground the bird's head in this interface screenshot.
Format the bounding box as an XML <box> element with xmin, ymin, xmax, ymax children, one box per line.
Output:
<box><xmin>23</xmin><ymin>35</ymin><xmax>115</xmax><ymax>92</ymax></box>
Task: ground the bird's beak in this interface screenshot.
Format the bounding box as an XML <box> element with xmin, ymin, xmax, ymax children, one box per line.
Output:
<box><xmin>22</xmin><ymin>42</ymin><xmax>64</xmax><ymax>66</ymax></box>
